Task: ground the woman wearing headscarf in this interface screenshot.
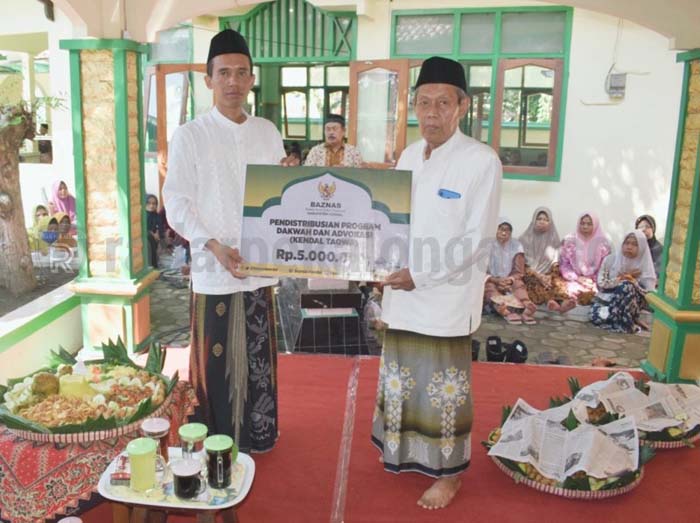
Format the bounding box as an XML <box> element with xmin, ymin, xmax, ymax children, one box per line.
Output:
<box><xmin>591</xmin><ymin>230</ymin><xmax>657</xmax><ymax>333</ymax></box>
<box><xmin>49</xmin><ymin>180</ymin><xmax>77</xmax><ymax>224</ymax></box>
<box><xmin>484</xmin><ymin>218</ymin><xmax>537</xmax><ymax>324</ymax></box>
<box><xmin>635</xmin><ymin>214</ymin><xmax>664</xmax><ymax>279</ymax></box>
<box><xmin>27</xmin><ymin>205</ymin><xmax>50</xmax><ymax>254</ymax></box>
<box><xmin>28</xmin><ymin>213</ymin><xmax>53</xmax><ymax>255</ymax></box>
<box><xmin>519</xmin><ymin>207</ymin><xmax>572</xmax><ymax>311</ymax></box>
<box><xmin>53</xmin><ymin>212</ymin><xmax>77</xmax><ymax>249</ymax></box>
<box><xmin>559</xmin><ymin>212</ymin><xmax>612</xmax><ymax>306</ymax></box>
<box><xmin>145</xmin><ymin>194</ymin><xmax>164</xmax><ymax>268</ymax></box>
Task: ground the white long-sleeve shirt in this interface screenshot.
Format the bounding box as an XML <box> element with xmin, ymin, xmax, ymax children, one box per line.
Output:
<box><xmin>381</xmin><ymin>130</ymin><xmax>502</xmax><ymax>337</ymax></box>
<box><xmin>163</xmin><ymin>107</ymin><xmax>286</xmax><ymax>295</ymax></box>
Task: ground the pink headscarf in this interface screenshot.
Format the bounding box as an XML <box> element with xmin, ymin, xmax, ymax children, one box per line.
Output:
<box><xmin>51</xmin><ymin>180</ymin><xmax>76</xmax><ymax>223</ymax></box>
<box><xmin>561</xmin><ymin>212</ymin><xmax>611</xmax><ymax>277</ymax></box>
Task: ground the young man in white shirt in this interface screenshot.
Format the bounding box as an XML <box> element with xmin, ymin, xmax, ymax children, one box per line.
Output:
<box><xmin>163</xmin><ymin>29</ymin><xmax>297</xmax><ymax>453</ymax></box>
<box><xmin>372</xmin><ymin>56</ymin><xmax>502</xmax><ymax>509</ymax></box>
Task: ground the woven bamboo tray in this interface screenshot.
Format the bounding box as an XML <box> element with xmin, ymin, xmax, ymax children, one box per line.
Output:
<box><xmin>491</xmin><ymin>456</ymin><xmax>644</xmax><ymax>499</ymax></box>
<box><xmin>642</xmin><ymin>431</ymin><xmax>700</xmax><ymax>450</ymax></box>
<box><xmin>7</xmin><ymin>390</ymin><xmax>175</xmax><ymax>444</ymax></box>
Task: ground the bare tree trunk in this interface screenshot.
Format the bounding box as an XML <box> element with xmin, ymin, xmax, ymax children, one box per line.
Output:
<box><xmin>0</xmin><ymin>104</ymin><xmax>37</xmax><ymax>296</ymax></box>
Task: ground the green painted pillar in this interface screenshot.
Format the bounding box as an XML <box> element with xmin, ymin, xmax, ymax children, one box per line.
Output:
<box><xmin>260</xmin><ymin>64</ymin><xmax>281</xmax><ymax>127</ymax></box>
<box><xmin>643</xmin><ymin>50</ymin><xmax>700</xmax><ymax>383</ymax></box>
<box><xmin>60</xmin><ymin>39</ymin><xmax>158</xmax><ymax>353</ymax></box>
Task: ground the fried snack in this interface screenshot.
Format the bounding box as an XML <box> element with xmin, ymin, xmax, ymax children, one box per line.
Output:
<box><xmin>19</xmin><ymin>395</ymin><xmax>99</xmax><ymax>428</ymax></box>
<box><xmin>32</xmin><ymin>372</ymin><xmax>60</xmax><ymax>396</ymax></box>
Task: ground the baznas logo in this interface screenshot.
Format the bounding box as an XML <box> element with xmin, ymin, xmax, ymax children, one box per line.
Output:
<box><xmin>318</xmin><ymin>181</ymin><xmax>336</xmax><ymax>200</ymax></box>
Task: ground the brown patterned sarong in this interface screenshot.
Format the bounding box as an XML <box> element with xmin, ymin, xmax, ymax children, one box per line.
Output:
<box><xmin>189</xmin><ymin>287</ymin><xmax>278</xmax><ymax>453</ymax></box>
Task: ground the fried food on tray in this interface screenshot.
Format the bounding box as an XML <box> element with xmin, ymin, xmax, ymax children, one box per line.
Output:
<box><xmin>3</xmin><ymin>364</ymin><xmax>168</xmax><ymax>430</ymax></box>
<box><xmin>32</xmin><ymin>372</ymin><xmax>60</xmax><ymax>396</ymax></box>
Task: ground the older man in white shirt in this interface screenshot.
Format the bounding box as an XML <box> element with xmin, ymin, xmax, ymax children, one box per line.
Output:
<box><xmin>163</xmin><ymin>29</ymin><xmax>297</xmax><ymax>454</ymax></box>
<box><xmin>371</xmin><ymin>56</ymin><xmax>502</xmax><ymax>509</ymax></box>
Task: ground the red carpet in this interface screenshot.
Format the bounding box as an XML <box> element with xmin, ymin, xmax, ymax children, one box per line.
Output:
<box><xmin>80</xmin><ymin>356</ymin><xmax>699</xmax><ymax>523</ymax></box>
<box><xmin>346</xmin><ymin>360</ymin><xmax>699</xmax><ymax>523</ymax></box>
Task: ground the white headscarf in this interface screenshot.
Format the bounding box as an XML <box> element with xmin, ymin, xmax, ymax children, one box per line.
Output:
<box><xmin>519</xmin><ymin>206</ymin><xmax>561</xmax><ymax>274</ymax></box>
<box><xmin>609</xmin><ymin>230</ymin><xmax>657</xmax><ymax>290</ymax></box>
<box><xmin>488</xmin><ymin>217</ymin><xmax>524</xmax><ymax>278</ymax></box>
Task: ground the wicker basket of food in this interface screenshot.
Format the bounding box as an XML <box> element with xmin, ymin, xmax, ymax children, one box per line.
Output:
<box><xmin>484</xmin><ymin>426</ymin><xmax>649</xmax><ymax>499</ymax></box>
<box><xmin>0</xmin><ymin>339</ymin><xmax>179</xmax><ymax>443</ymax></box>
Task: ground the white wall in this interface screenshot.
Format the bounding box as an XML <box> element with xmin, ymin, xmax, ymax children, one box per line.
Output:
<box><xmin>356</xmin><ymin>2</ymin><xmax>683</xmax><ymax>247</ymax></box>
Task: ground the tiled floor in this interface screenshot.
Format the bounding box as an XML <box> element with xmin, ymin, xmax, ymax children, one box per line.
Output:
<box><xmin>149</xmin><ymin>266</ymin><xmax>651</xmax><ymax>367</ymax></box>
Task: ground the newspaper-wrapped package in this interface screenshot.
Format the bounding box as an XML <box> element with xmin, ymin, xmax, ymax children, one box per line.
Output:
<box><xmin>485</xmin><ymin>399</ymin><xmax>650</xmax><ymax>498</ymax></box>
<box><xmin>570</xmin><ymin>373</ymin><xmax>700</xmax><ymax>448</ymax></box>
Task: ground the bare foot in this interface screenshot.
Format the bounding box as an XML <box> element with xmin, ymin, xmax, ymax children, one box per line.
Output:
<box><xmin>417</xmin><ymin>477</ymin><xmax>462</xmax><ymax>510</ymax></box>
<box><xmin>559</xmin><ymin>299</ymin><xmax>576</xmax><ymax>314</ymax></box>
<box><xmin>547</xmin><ymin>299</ymin><xmax>561</xmax><ymax>312</ymax></box>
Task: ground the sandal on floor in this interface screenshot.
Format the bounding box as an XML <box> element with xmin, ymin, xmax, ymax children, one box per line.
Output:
<box><xmin>486</xmin><ymin>336</ymin><xmax>505</xmax><ymax>362</ymax></box>
<box><xmin>504</xmin><ymin>313</ymin><xmax>522</xmax><ymax>325</ymax></box>
<box><xmin>522</xmin><ymin>314</ymin><xmax>537</xmax><ymax>325</ymax></box>
<box><xmin>505</xmin><ymin>340</ymin><xmax>528</xmax><ymax>363</ymax></box>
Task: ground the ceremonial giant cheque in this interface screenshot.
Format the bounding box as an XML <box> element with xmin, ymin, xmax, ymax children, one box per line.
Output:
<box><xmin>240</xmin><ymin>165</ymin><xmax>412</xmax><ymax>281</ymax></box>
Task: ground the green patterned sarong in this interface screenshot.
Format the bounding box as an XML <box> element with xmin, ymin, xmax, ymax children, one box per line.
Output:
<box><xmin>371</xmin><ymin>329</ymin><xmax>473</xmax><ymax>478</ymax></box>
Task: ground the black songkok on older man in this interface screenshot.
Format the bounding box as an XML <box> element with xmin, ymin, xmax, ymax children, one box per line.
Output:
<box><xmin>415</xmin><ymin>56</ymin><xmax>467</xmax><ymax>91</ymax></box>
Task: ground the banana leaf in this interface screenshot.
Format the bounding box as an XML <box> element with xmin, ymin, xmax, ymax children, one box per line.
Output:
<box><xmin>500</xmin><ymin>405</ymin><xmax>512</xmax><ymax>426</ymax></box>
<box><xmin>0</xmin><ymin>405</ymin><xmax>50</xmax><ymax>433</ymax></box>
<box><xmin>567</xmin><ymin>377</ymin><xmax>581</xmax><ymax>397</ymax></box>
<box><xmin>0</xmin><ymin>385</ymin><xmax>7</xmax><ymax>403</ymax></box>
<box><xmin>562</xmin><ymin>409</ymin><xmax>580</xmax><ymax>431</ymax></box>
<box><xmin>50</xmin><ymin>413</ymin><xmax>119</xmax><ymax>434</ymax></box>
<box><xmin>562</xmin><ymin>475</ymin><xmax>591</xmax><ymax>490</ymax></box>
<box><xmin>144</xmin><ymin>342</ymin><xmax>165</xmax><ymax>374</ymax></box>
<box><xmin>48</xmin><ymin>346</ymin><xmax>77</xmax><ymax>367</ymax></box>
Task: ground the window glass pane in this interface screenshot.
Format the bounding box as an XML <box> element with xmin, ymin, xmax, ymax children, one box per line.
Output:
<box><xmin>327</xmin><ymin>90</ymin><xmax>347</xmax><ymax>119</ymax></box>
<box><xmin>356</xmin><ymin>67</ymin><xmax>399</xmax><ymax>163</ymax></box>
<box><xmin>165</xmin><ymin>73</ymin><xmax>187</xmax><ymax>142</ymax></box>
<box><xmin>395</xmin><ymin>15</ymin><xmax>453</xmax><ymax>55</ymax></box>
<box><xmin>150</xmin><ymin>26</ymin><xmax>191</xmax><ymax>63</ymax></box>
<box><xmin>524</xmin><ymin>65</ymin><xmax>554</xmax><ymax>89</ymax></box>
<box><xmin>501</xmin><ymin>12</ymin><xmax>566</xmax><ymax>54</ymax></box>
<box><xmin>504</xmin><ymin>68</ymin><xmax>522</xmax><ymax>88</ymax></box>
<box><xmin>407</xmin><ymin>65</ymin><xmax>422</xmax><ymax>123</ymax></box>
<box><xmin>523</xmin><ymin>93</ymin><xmax>552</xmax><ymax>148</ymax></box>
<box><xmin>246</xmin><ymin>91</ymin><xmax>257</xmax><ymax>116</ymax></box>
<box><xmin>310</xmin><ymin>65</ymin><xmax>324</xmax><ymax>86</ymax></box>
<box><xmin>327</xmin><ymin>66</ymin><xmax>349</xmax><ymax>86</ymax></box>
<box><xmin>499</xmin><ymin>63</ymin><xmax>556</xmax><ymax>169</ymax></box>
<box><xmin>462</xmin><ymin>64</ymin><xmax>492</xmax><ymax>144</ymax></box>
<box><xmin>310</xmin><ymin>87</ymin><xmax>323</xmax><ymax>140</ymax></box>
<box><xmin>282</xmin><ymin>67</ymin><xmax>307</xmax><ymax>87</ymax></box>
<box><xmin>309</xmin><ymin>88</ymin><xmax>324</xmax><ymax>120</ymax></box>
<box><xmin>459</xmin><ymin>13</ymin><xmax>494</xmax><ymax>54</ymax></box>
<box><xmin>467</xmin><ymin>92</ymin><xmax>490</xmax><ymax>143</ymax></box>
<box><xmin>282</xmin><ymin>90</ymin><xmax>307</xmax><ymax>139</ymax></box>
<box><xmin>253</xmin><ymin>66</ymin><xmax>260</xmax><ymax>87</ymax></box>
<box><xmin>468</xmin><ymin>65</ymin><xmax>491</xmax><ymax>88</ymax></box>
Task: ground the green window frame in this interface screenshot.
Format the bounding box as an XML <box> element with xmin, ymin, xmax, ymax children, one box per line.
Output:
<box><xmin>391</xmin><ymin>6</ymin><xmax>573</xmax><ymax>182</ymax></box>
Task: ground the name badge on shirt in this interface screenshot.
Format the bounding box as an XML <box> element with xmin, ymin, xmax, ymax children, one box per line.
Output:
<box><xmin>438</xmin><ymin>188</ymin><xmax>461</xmax><ymax>199</ymax></box>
